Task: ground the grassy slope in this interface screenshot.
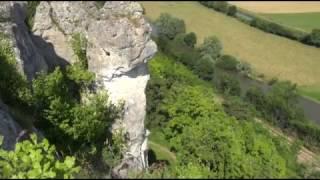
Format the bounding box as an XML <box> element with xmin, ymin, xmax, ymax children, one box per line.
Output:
<box><xmin>141</xmin><ymin>1</ymin><xmax>320</xmax><ymax>101</ymax></box>
<box><xmin>261</xmin><ymin>12</ymin><xmax>320</xmax><ymax>32</ymax></box>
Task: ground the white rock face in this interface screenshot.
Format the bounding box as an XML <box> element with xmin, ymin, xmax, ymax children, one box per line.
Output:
<box><xmin>32</xmin><ymin>1</ymin><xmax>157</xmax><ymax>176</ymax></box>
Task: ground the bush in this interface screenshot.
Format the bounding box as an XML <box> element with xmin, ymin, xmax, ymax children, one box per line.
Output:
<box><xmin>216</xmin><ymin>72</ymin><xmax>241</xmax><ymax>96</ymax></box>
<box><xmin>155</xmin><ymin>13</ymin><xmax>186</xmax><ymax>40</ymax></box>
<box><xmin>245</xmin><ymin>86</ymin><xmax>267</xmax><ymax>112</ymax></box>
<box><xmin>71</xmin><ymin>33</ymin><xmax>88</xmax><ymax>70</ymax></box>
<box><xmin>184</xmin><ymin>32</ymin><xmax>197</xmax><ymax>48</ymax></box>
<box><xmin>222</xmin><ymin>96</ymin><xmax>256</xmax><ymax>121</ymax></box>
<box><xmin>194</xmin><ymin>55</ymin><xmax>215</xmax><ymax>81</ymax></box>
<box><xmin>215</xmin><ymin>54</ymin><xmax>239</xmax><ymax>71</ymax></box>
<box><xmin>227</xmin><ymin>5</ymin><xmax>237</xmax><ymax>16</ymax></box>
<box><xmin>305</xmin><ymin>29</ymin><xmax>320</xmax><ymax>47</ymax></box>
<box><xmin>198</xmin><ymin>35</ymin><xmax>222</xmax><ymax>61</ymax></box>
<box><xmin>31</xmin><ymin>66</ymin><xmax>121</xmax><ymax>155</ymax></box>
<box><xmin>0</xmin><ymin>134</ymin><xmax>80</xmax><ymax>178</ymax></box>
<box><xmin>250</xmin><ymin>17</ymin><xmax>307</xmax><ymax>41</ymax></box>
<box><xmin>237</xmin><ymin>61</ymin><xmax>252</xmax><ymax>76</ymax></box>
<box><xmin>212</xmin><ymin>1</ymin><xmax>229</xmax><ymax>13</ymax></box>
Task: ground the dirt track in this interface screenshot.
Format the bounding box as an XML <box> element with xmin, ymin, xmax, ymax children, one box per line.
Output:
<box><xmin>229</xmin><ymin>1</ymin><xmax>320</xmax><ymax>13</ymax></box>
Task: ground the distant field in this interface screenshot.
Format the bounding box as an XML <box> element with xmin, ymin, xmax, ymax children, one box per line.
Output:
<box><xmin>299</xmin><ymin>86</ymin><xmax>320</xmax><ymax>102</ymax></box>
<box><xmin>229</xmin><ymin>1</ymin><xmax>320</xmax><ymax>13</ymax></box>
<box><xmin>141</xmin><ymin>1</ymin><xmax>320</xmax><ymax>101</ymax></box>
<box><xmin>261</xmin><ymin>12</ymin><xmax>320</xmax><ymax>32</ymax></box>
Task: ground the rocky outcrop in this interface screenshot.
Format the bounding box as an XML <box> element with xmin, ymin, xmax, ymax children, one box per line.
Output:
<box><xmin>0</xmin><ymin>1</ymin><xmax>156</xmax><ymax>176</ymax></box>
<box><xmin>32</xmin><ymin>1</ymin><xmax>157</xmax><ymax>176</ymax></box>
<box><xmin>0</xmin><ymin>1</ymin><xmax>49</xmax><ymax>82</ymax></box>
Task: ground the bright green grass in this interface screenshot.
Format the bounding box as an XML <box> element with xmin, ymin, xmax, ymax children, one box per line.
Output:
<box><xmin>141</xmin><ymin>1</ymin><xmax>320</xmax><ymax>102</ymax></box>
<box><xmin>261</xmin><ymin>12</ymin><xmax>320</xmax><ymax>32</ymax></box>
<box><xmin>299</xmin><ymin>86</ymin><xmax>320</xmax><ymax>102</ymax></box>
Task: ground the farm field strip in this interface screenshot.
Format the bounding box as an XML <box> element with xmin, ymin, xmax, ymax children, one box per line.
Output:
<box><xmin>141</xmin><ymin>1</ymin><xmax>320</xmax><ymax>101</ymax></box>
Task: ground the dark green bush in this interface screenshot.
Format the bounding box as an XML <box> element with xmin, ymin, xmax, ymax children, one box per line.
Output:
<box><xmin>227</xmin><ymin>5</ymin><xmax>237</xmax><ymax>16</ymax></box>
<box><xmin>216</xmin><ymin>54</ymin><xmax>239</xmax><ymax>71</ymax></box>
<box><xmin>222</xmin><ymin>95</ymin><xmax>256</xmax><ymax>121</ymax></box>
<box><xmin>155</xmin><ymin>13</ymin><xmax>186</xmax><ymax>40</ymax></box>
<box><xmin>304</xmin><ymin>29</ymin><xmax>320</xmax><ymax>47</ymax></box>
<box><xmin>216</xmin><ymin>72</ymin><xmax>241</xmax><ymax>96</ymax></box>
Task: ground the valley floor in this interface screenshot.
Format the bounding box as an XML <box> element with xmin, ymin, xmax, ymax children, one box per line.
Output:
<box><xmin>141</xmin><ymin>1</ymin><xmax>320</xmax><ymax>102</ymax></box>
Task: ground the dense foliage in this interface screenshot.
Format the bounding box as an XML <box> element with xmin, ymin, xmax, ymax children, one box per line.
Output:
<box><xmin>154</xmin><ymin>13</ymin><xmax>186</xmax><ymax>40</ymax></box>
<box><xmin>145</xmin><ymin>54</ymin><xmax>302</xmax><ymax>178</ymax></box>
<box><xmin>305</xmin><ymin>29</ymin><xmax>320</xmax><ymax>47</ymax></box>
<box><xmin>0</xmin><ymin>134</ymin><xmax>79</xmax><ymax>179</ymax></box>
<box><xmin>245</xmin><ymin>82</ymin><xmax>320</xmax><ymax>149</ymax></box>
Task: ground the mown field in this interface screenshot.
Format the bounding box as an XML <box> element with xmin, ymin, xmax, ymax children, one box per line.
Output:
<box><xmin>229</xmin><ymin>1</ymin><xmax>320</xmax><ymax>13</ymax></box>
<box><xmin>261</xmin><ymin>12</ymin><xmax>320</xmax><ymax>32</ymax></box>
<box><xmin>141</xmin><ymin>1</ymin><xmax>320</xmax><ymax>101</ymax></box>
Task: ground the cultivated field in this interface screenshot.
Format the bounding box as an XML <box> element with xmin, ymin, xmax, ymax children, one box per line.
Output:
<box><xmin>229</xmin><ymin>1</ymin><xmax>320</xmax><ymax>13</ymax></box>
<box><xmin>261</xmin><ymin>12</ymin><xmax>320</xmax><ymax>32</ymax></box>
<box><xmin>141</xmin><ymin>1</ymin><xmax>320</xmax><ymax>101</ymax></box>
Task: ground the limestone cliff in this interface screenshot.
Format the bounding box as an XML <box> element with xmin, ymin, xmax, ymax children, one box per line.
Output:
<box><xmin>0</xmin><ymin>1</ymin><xmax>157</xmax><ymax>177</ymax></box>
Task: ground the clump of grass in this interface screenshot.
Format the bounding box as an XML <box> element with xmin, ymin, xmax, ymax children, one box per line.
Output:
<box><xmin>25</xmin><ymin>1</ymin><xmax>40</xmax><ymax>31</ymax></box>
<box><xmin>71</xmin><ymin>33</ymin><xmax>88</xmax><ymax>69</ymax></box>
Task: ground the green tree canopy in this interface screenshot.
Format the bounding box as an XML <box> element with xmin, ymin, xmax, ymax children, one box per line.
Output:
<box><xmin>155</xmin><ymin>13</ymin><xmax>186</xmax><ymax>40</ymax></box>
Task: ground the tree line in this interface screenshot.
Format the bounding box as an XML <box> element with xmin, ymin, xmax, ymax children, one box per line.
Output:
<box><xmin>199</xmin><ymin>1</ymin><xmax>320</xmax><ymax>48</ymax></box>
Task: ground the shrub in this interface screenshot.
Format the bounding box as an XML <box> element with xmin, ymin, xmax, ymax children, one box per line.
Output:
<box><xmin>245</xmin><ymin>86</ymin><xmax>267</xmax><ymax>112</ymax></box>
<box><xmin>0</xmin><ymin>134</ymin><xmax>80</xmax><ymax>179</ymax></box>
<box><xmin>155</xmin><ymin>13</ymin><xmax>186</xmax><ymax>40</ymax></box>
<box><xmin>194</xmin><ymin>55</ymin><xmax>215</xmax><ymax>81</ymax></box>
<box><xmin>215</xmin><ymin>55</ymin><xmax>239</xmax><ymax>71</ymax></box>
<box><xmin>184</xmin><ymin>32</ymin><xmax>197</xmax><ymax>48</ymax></box>
<box><xmin>31</xmin><ymin>66</ymin><xmax>121</xmax><ymax>154</ymax></box>
<box><xmin>305</xmin><ymin>29</ymin><xmax>320</xmax><ymax>47</ymax></box>
<box><xmin>222</xmin><ymin>96</ymin><xmax>256</xmax><ymax>121</ymax></box>
<box><xmin>250</xmin><ymin>17</ymin><xmax>307</xmax><ymax>41</ymax></box>
<box><xmin>227</xmin><ymin>5</ymin><xmax>237</xmax><ymax>16</ymax></box>
<box><xmin>71</xmin><ymin>33</ymin><xmax>88</xmax><ymax>70</ymax></box>
<box><xmin>198</xmin><ymin>36</ymin><xmax>222</xmax><ymax>61</ymax></box>
<box><xmin>212</xmin><ymin>1</ymin><xmax>229</xmax><ymax>13</ymax></box>
<box><xmin>216</xmin><ymin>72</ymin><xmax>241</xmax><ymax>96</ymax></box>
<box><xmin>237</xmin><ymin>61</ymin><xmax>252</xmax><ymax>76</ymax></box>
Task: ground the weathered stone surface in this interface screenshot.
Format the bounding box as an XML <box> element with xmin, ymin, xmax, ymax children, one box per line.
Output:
<box><xmin>0</xmin><ymin>1</ymin><xmax>49</xmax><ymax>81</ymax></box>
<box><xmin>0</xmin><ymin>100</ymin><xmax>22</xmax><ymax>150</ymax></box>
<box><xmin>32</xmin><ymin>1</ymin><xmax>157</xmax><ymax>176</ymax></box>
<box><xmin>0</xmin><ymin>1</ymin><xmax>156</xmax><ymax>176</ymax></box>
